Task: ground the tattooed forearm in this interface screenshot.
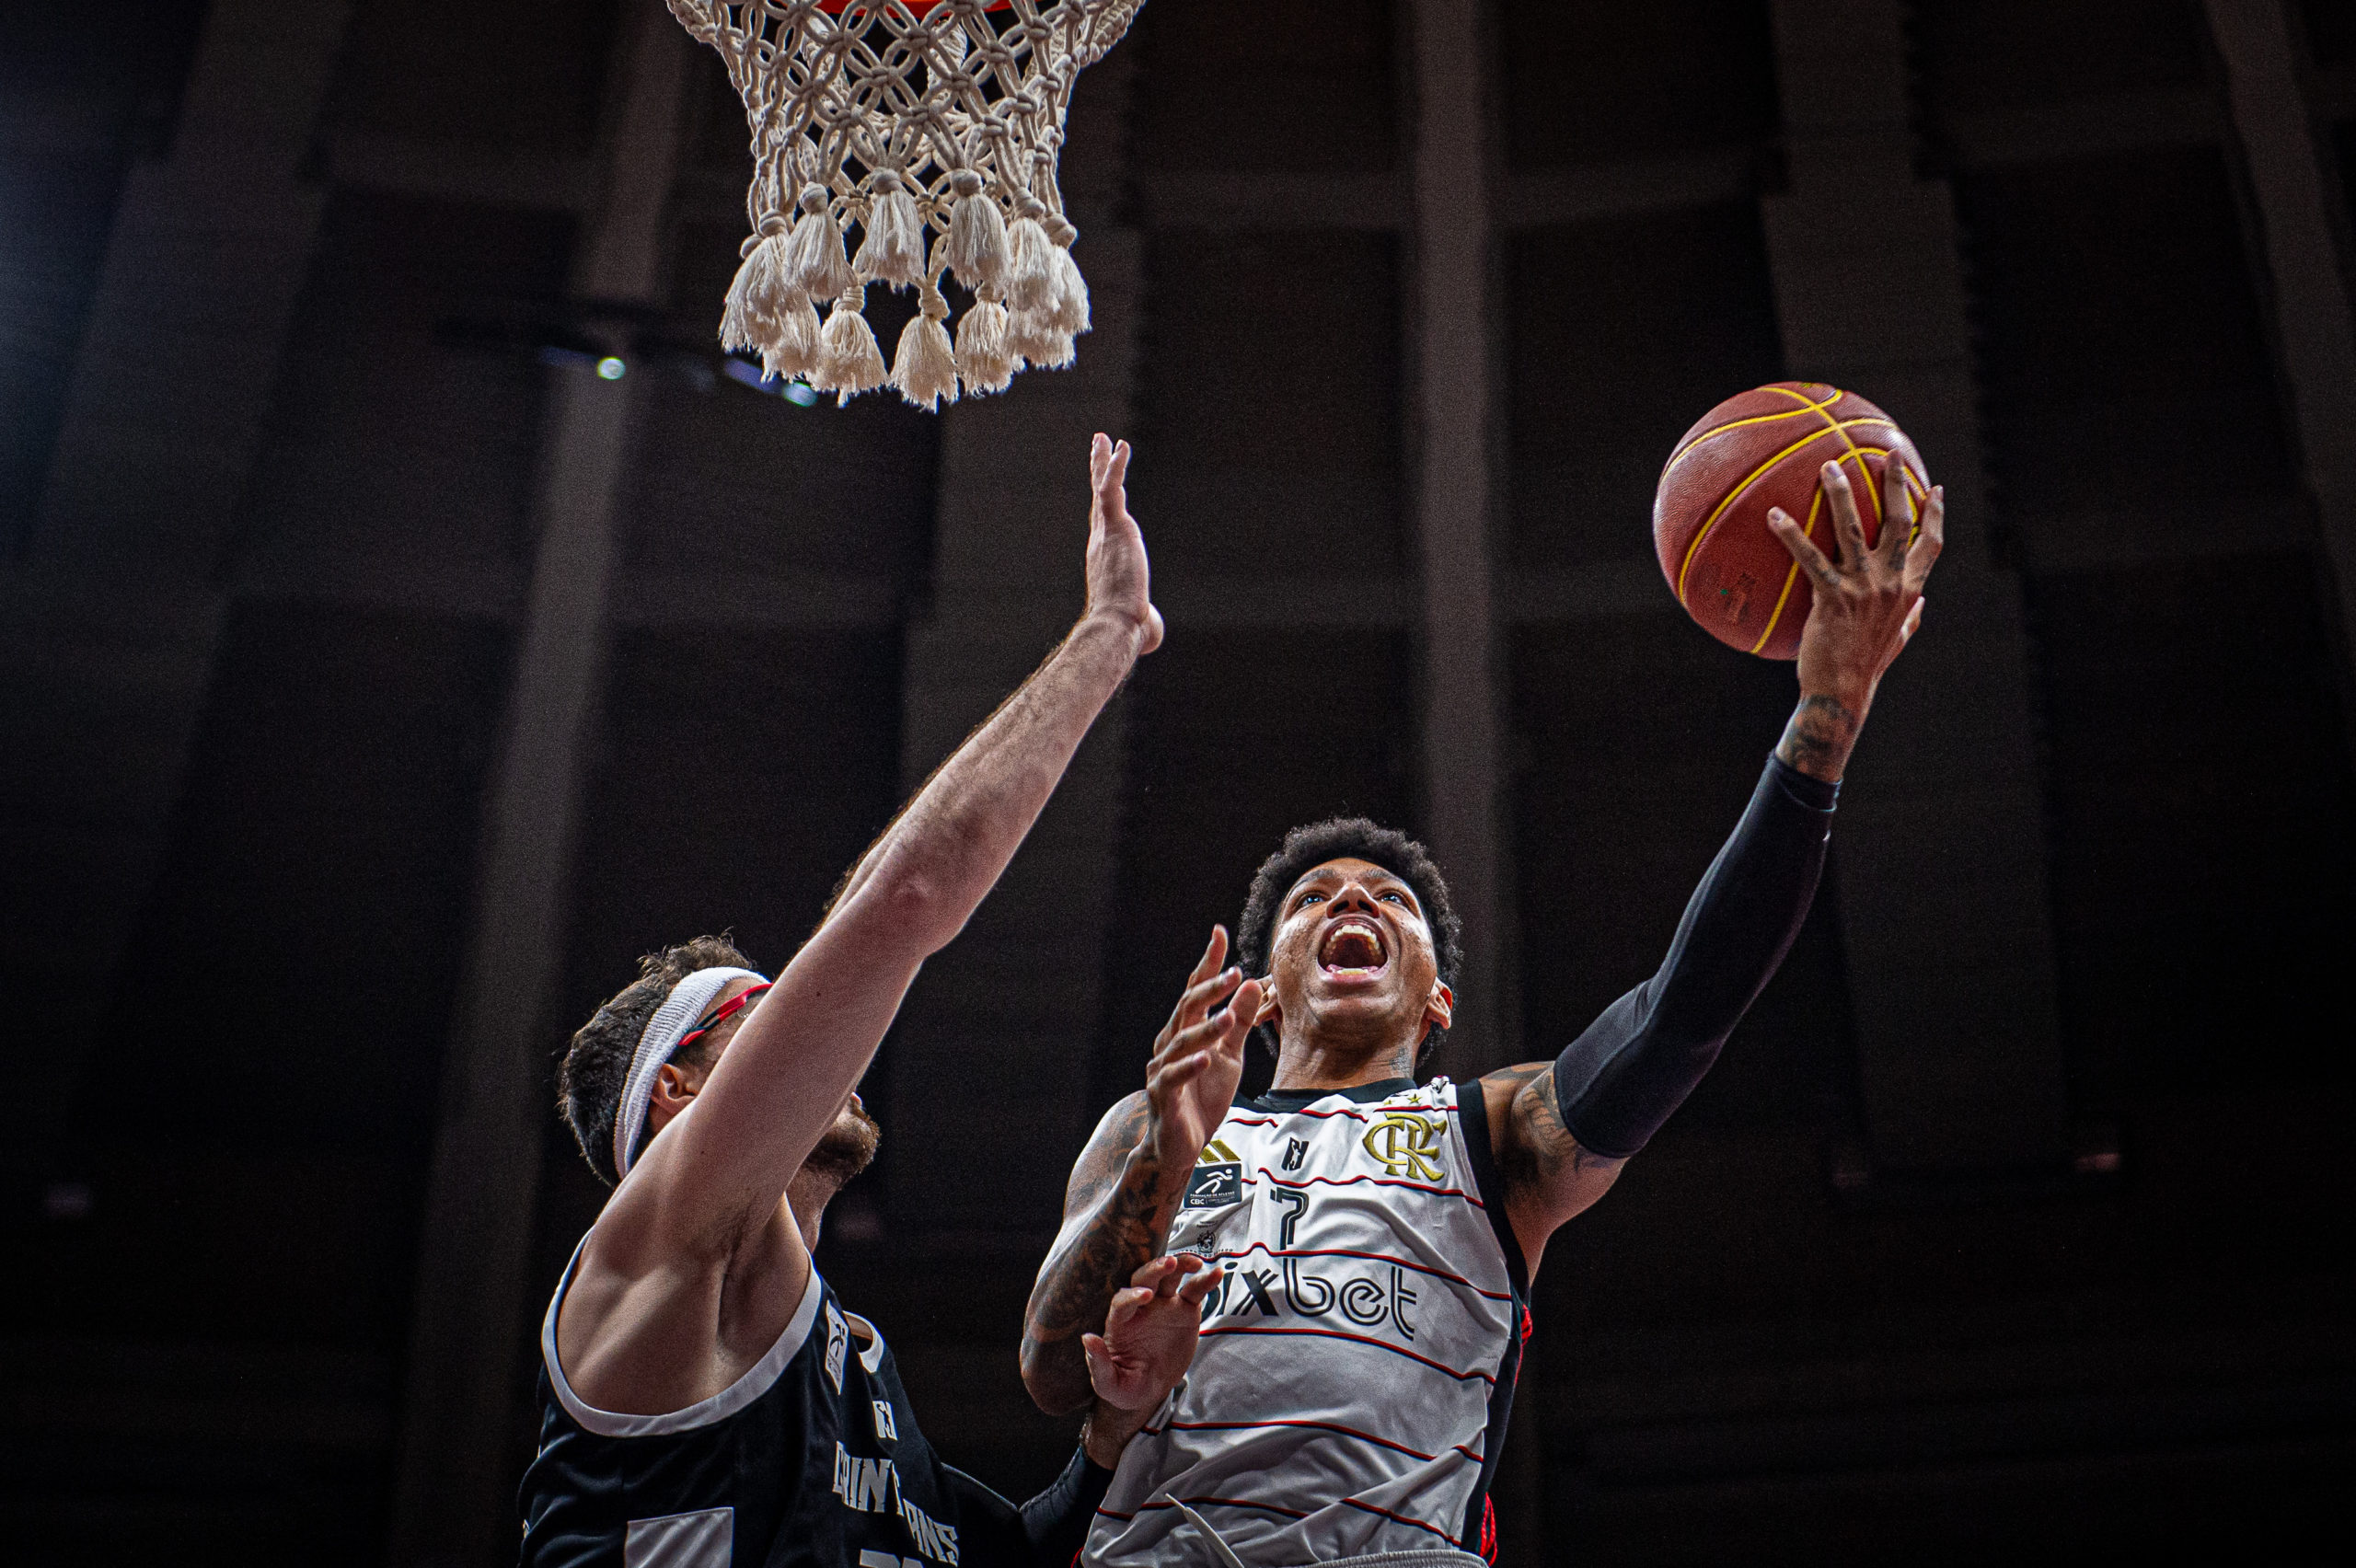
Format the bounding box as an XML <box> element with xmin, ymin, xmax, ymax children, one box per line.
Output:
<box><xmin>1022</xmin><ymin>1102</ymin><xmax>1179</xmax><ymax>1416</ymax></box>
<box><xmin>1774</xmin><ymin>693</ymin><xmax>1861</xmax><ymax>783</ymax></box>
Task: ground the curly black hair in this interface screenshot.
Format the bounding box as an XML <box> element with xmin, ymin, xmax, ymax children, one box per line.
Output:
<box><xmin>557</xmin><ymin>934</ymin><xmax>756</xmax><ymax>1187</ymax></box>
<box><xmin>1234</xmin><ymin>819</ymin><xmax>1462</xmax><ymax>1066</ymax></box>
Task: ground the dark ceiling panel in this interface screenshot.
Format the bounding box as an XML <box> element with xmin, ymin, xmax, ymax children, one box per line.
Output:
<box><xmin>1500</xmin><ymin>0</ymin><xmax>1779</xmax><ymax>168</ymax></box>
<box><xmin>1507</xmin><ymin>202</ymin><xmax>1785</xmax><ymax>571</ymax></box>
<box><xmin>48</xmin><ymin>603</ymin><xmax>512</xmax><ymax>1350</ymax></box>
<box><xmin>2031</xmin><ymin>551</ymin><xmax>2356</xmax><ymax>1101</ymax></box>
<box><xmin>96</xmin><ymin>602</ymin><xmax>512</xmax><ymax>1156</ymax></box>
<box><xmin>2301</xmin><ymin>0</ymin><xmax>2356</xmax><ymax>66</ymax></box>
<box><xmin>1134</xmin><ymin>0</ymin><xmax>1398</xmax><ymax>171</ymax></box>
<box><xmin>1135</xmin><ymin>227</ymin><xmax>1405</xmax><ymax>577</ymax></box>
<box><xmin>331</xmin><ymin>0</ymin><xmax>624</xmax><ymax>154</ymax></box>
<box><xmin>1956</xmin><ymin>145</ymin><xmax>2298</xmax><ymax>534</ymax></box>
<box><xmin>231</xmin><ymin>190</ymin><xmax>575</xmax><ymax>586</ymax></box>
<box><xmin>0</xmin><ymin>1</ymin><xmax>209</xmax><ymax>551</ymax></box>
<box><xmin>1913</xmin><ymin>0</ymin><xmax>2211</xmax><ymax>119</ymax></box>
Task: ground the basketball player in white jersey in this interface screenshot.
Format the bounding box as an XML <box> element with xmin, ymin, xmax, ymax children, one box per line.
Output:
<box><xmin>519</xmin><ymin>436</ymin><xmax>1216</xmax><ymax>1568</ymax></box>
<box><xmin>1021</xmin><ymin>459</ymin><xmax>1946</xmax><ymax>1564</ymax></box>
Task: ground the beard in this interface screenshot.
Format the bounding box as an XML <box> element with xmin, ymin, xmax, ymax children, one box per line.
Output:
<box><xmin>803</xmin><ymin>1100</ymin><xmax>882</xmax><ymax>1185</ymax></box>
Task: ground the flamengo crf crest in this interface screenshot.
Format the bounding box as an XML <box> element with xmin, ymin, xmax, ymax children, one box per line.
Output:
<box><xmin>1362</xmin><ymin>1113</ymin><xmax>1447</xmax><ymax>1181</ymax></box>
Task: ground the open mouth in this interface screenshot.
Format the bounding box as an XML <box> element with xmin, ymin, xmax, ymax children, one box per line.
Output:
<box><xmin>1318</xmin><ymin>917</ymin><xmax>1390</xmax><ymax>977</ymax></box>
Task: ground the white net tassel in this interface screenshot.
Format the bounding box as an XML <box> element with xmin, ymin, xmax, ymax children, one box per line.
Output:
<box><xmin>1006</xmin><ymin>213</ymin><xmax>1057</xmax><ymax>314</ymax></box>
<box><xmin>814</xmin><ymin>285</ymin><xmax>887</xmax><ymax>403</ymax></box>
<box><xmin>892</xmin><ymin>278</ymin><xmax>961</xmax><ymax>411</ymax></box>
<box><xmin>856</xmin><ymin>171</ymin><xmax>928</xmax><ymax>289</ymax></box>
<box><xmin>719</xmin><ymin>228</ymin><xmax>778</xmax><ymax>353</ymax></box>
<box><xmin>944</xmin><ymin>170</ymin><xmax>1010</xmax><ymax>294</ymax></box>
<box><xmin>759</xmin><ymin>294</ymin><xmax>821</xmax><ymax>384</ymax></box>
<box><xmin>956</xmin><ymin>296</ymin><xmax>1017</xmax><ymax>396</ymax></box>
<box><xmin>1004</xmin><ymin>302</ymin><xmax>1071</xmax><ymax>369</ymax></box>
<box><xmin>783</xmin><ymin>189</ymin><xmax>857</xmax><ymax>303</ymax></box>
<box><xmin>1045</xmin><ymin>243</ymin><xmax>1090</xmax><ymax>336</ymax></box>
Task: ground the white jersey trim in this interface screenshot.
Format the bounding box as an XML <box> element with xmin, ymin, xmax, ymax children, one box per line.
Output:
<box><xmin>541</xmin><ymin>1236</ymin><xmax>825</xmax><ymax>1438</ymax></box>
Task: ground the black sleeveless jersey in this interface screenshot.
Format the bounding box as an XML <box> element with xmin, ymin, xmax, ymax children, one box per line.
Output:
<box><xmin>520</xmin><ymin>1243</ymin><xmax>1076</xmax><ymax>1568</ymax></box>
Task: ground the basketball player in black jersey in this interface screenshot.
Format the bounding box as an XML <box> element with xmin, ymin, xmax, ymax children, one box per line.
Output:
<box><xmin>518</xmin><ymin>436</ymin><xmax>1219</xmax><ymax>1568</ymax></box>
<box><xmin>1022</xmin><ymin>459</ymin><xmax>1946</xmax><ymax>1562</ymax></box>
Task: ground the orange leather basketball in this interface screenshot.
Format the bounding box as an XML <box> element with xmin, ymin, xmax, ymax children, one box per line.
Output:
<box><xmin>1653</xmin><ymin>382</ymin><xmax>1928</xmax><ymax>661</ymax></box>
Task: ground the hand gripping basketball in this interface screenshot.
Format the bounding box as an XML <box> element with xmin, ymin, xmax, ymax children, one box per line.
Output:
<box><xmin>1767</xmin><ymin>457</ymin><xmax>1945</xmax><ymax>715</ymax></box>
<box><xmin>1655</xmin><ymin>383</ymin><xmax>1934</xmax><ymax>660</ymax></box>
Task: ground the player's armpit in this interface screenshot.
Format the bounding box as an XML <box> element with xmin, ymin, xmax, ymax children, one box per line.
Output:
<box><xmin>1483</xmin><ymin>1062</ymin><xmax>1626</xmax><ymax>1276</ymax></box>
<box><xmin>1021</xmin><ymin>1090</ymin><xmax>1169</xmax><ymax>1417</ymax></box>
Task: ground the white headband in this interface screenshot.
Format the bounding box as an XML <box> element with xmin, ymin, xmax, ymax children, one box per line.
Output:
<box><xmin>613</xmin><ymin>965</ymin><xmax>766</xmax><ymax>1181</ymax></box>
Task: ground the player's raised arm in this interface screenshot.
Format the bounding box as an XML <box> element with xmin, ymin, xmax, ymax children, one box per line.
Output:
<box><xmin>599</xmin><ymin>434</ymin><xmax>1162</xmax><ymax>1274</ymax></box>
<box><xmin>1021</xmin><ymin>927</ymin><xmax>1261</xmax><ymax>1415</ymax></box>
<box><xmin>1486</xmin><ymin>459</ymin><xmax>1945</xmax><ymax>1271</ymax></box>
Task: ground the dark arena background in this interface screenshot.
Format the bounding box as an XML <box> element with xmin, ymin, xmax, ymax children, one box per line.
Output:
<box><xmin>5</xmin><ymin>2</ymin><xmax>2352</xmax><ymax>1563</ymax></box>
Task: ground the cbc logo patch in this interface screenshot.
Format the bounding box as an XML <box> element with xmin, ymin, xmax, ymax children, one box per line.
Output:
<box><xmin>1184</xmin><ymin>1162</ymin><xmax>1242</xmax><ymax>1209</ymax></box>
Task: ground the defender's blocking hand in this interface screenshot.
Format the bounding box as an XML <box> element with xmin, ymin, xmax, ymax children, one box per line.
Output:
<box><xmin>1085</xmin><ymin>433</ymin><xmax>1163</xmax><ymax>655</ymax></box>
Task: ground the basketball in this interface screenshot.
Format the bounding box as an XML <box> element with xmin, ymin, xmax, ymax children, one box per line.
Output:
<box><xmin>1653</xmin><ymin>382</ymin><xmax>1929</xmax><ymax>661</ymax></box>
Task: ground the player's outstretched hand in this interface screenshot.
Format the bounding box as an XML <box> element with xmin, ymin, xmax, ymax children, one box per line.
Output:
<box><xmin>1146</xmin><ymin>926</ymin><xmax>1261</xmax><ymax>1182</ymax></box>
<box><xmin>1764</xmin><ymin>459</ymin><xmax>1946</xmax><ymax>779</ymax></box>
<box><xmin>1769</xmin><ymin>458</ymin><xmax>1943</xmax><ymax>707</ymax></box>
<box><xmin>1083</xmin><ymin>1253</ymin><xmax>1217</xmax><ymax>1412</ymax></box>
<box><xmin>1085</xmin><ymin>433</ymin><xmax>1163</xmax><ymax>655</ymax></box>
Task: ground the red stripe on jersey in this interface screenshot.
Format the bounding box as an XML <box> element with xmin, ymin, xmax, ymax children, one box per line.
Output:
<box><xmin>1247</xmin><ymin>1171</ymin><xmax>1487</xmax><ymax>1208</ymax></box>
<box><xmin>1339</xmin><ymin>1497</ymin><xmax>1459</xmax><ymax>1541</ymax></box>
<box><xmin>1196</xmin><ymin>1323</ymin><xmax>1499</xmax><ymax>1385</ymax></box>
<box><xmin>1225</xmin><ymin>1102</ymin><xmax>1459</xmax><ymax>1126</ymax></box>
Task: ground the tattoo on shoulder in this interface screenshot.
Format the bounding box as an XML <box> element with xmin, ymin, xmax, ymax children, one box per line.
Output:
<box><xmin>1493</xmin><ymin>1063</ymin><xmax>1621</xmax><ymax>1193</ymax></box>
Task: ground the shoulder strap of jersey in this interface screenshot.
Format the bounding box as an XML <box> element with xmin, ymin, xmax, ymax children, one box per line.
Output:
<box><xmin>1452</xmin><ymin>1079</ymin><xmax>1530</xmax><ymax>1298</ymax></box>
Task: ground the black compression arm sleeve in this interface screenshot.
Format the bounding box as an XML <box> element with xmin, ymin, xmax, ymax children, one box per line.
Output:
<box><xmin>1017</xmin><ymin>1446</ymin><xmax>1114</xmax><ymax>1567</ymax></box>
<box><xmin>1551</xmin><ymin>754</ymin><xmax>1837</xmax><ymax>1159</ymax></box>
<box><xmin>938</xmin><ymin>1447</ymin><xmax>1113</xmax><ymax>1568</ymax></box>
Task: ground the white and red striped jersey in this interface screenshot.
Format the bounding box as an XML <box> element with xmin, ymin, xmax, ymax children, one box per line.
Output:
<box><xmin>1081</xmin><ymin>1077</ymin><xmax>1530</xmax><ymax>1565</ymax></box>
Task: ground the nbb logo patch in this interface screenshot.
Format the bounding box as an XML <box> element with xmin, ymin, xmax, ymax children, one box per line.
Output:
<box><xmin>1184</xmin><ymin>1139</ymin><xmax>1243</xmax><ymax>1208</ymax></box>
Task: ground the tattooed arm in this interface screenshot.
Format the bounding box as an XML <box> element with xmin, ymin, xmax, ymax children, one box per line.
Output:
<box><xmin>1482</xmin><ymin>1064</ymin><xmax>1626</xmax><ymax>1279</ymax></box>
<box><xmin>1022</xmin><ymin>928</ymin><xmax>1261</xmax><ymax>1416</ymax></box>
<box><xmin>1022</xmin><ymin>1093</ymin><xmax>1165</xmax><ymax>1416</ymax></box>
<box><xmin>1486</xmin><ymin>460</ymin><xmax>1947</xmax><ymax>1274</ymax></box>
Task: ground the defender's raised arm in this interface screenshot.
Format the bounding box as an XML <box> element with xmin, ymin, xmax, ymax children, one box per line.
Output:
<box><xmin>600</xmin><ymin>435</ymin><xmax>1160</xmax><ymax>1272</ymax></box>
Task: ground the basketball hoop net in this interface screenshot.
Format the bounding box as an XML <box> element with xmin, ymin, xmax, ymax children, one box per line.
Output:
<box><xmin>666</xmin><ymin>0</ymin><xmax>1146</xmax><ymax>409</ymax></box>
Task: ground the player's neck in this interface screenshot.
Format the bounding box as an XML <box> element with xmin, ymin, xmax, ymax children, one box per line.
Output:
<box><xmin>1268</xmin><ymin>1028</ymin><xmax>1415</xmax><ymax>1094</ymax></box>
<box><xmin>783</xmin><ymin>1169</ymin><xmax>846</xmax><ymax>1252</ymax></box>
